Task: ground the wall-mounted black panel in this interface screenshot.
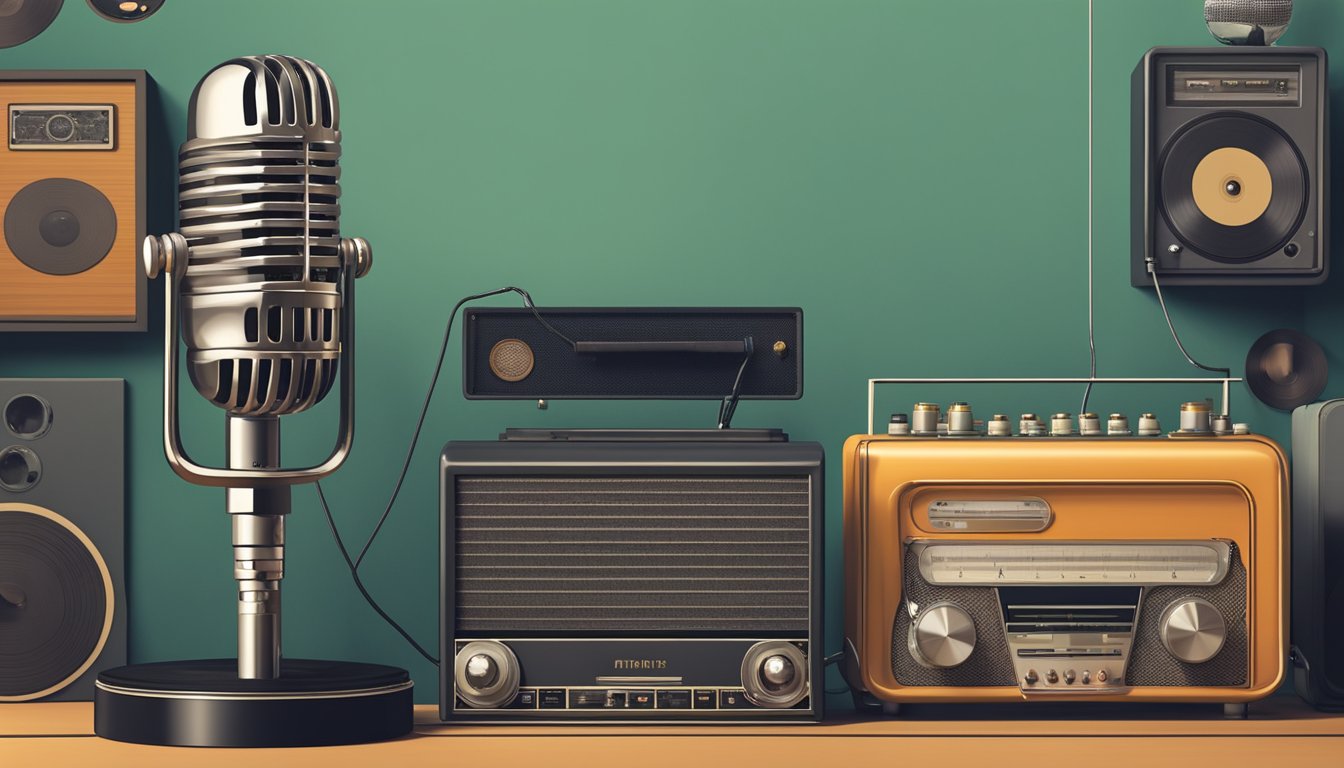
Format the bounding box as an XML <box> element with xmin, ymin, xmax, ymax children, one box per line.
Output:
<box><xmin>463</xmin><ymin>307</ymin><xmax>802</xmax><ymax>400</ymax></box>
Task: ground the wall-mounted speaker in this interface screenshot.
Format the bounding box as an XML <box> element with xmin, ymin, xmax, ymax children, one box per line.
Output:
<box><xmin>1133</xmin><ymin>47</ymin><xmax>1327</xmax><ymax>286</ymax></box>
<box><xmin>0</xmin><ymin>379</ymin><xmax>124</xmax><ymax>702</ymax></box>
<box><xmin>0</xmin><ymin>70</ymin><xmax>146</xmax><ymax>331</ymax></box>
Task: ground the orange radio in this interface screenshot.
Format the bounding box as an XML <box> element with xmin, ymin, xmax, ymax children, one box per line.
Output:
<box><xmin>843</xmin><ymin>379</ymin><xmax>1288</xmax><ymax>718</ymax></box>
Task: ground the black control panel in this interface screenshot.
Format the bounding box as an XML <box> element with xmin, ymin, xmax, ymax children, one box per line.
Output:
<box><xmin>480</xmin><ymin>687</ymin><xmax>804</xmax><ymax>712</ymax></box>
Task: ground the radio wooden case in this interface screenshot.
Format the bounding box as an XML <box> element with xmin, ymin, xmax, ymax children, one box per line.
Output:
<box><xmin>842</xmin><ymin>433</ymin><xmax>1288</xmax><ymax>713</ymax></box>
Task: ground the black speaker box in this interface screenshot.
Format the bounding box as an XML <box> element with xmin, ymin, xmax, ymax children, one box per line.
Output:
<box><xmin>1133</xmin><ymin>47</ymin><xmax>1327</xmax><ymax>286</ymax></box>
<box><xmin>0</xmin><ymin>378</ymin><xmax>125</xmax><ymax>701</ymax></box>
<box><xmin>1292</xmin><ymin>400</ymin><xmax>1344</xmax><ymax>709</ymax></box>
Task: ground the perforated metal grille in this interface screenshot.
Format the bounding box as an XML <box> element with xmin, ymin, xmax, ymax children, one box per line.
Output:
<box><xmin>1129</xmin><ymin>546</ymin><xmax>1249</xmax><ymax>687</ymax></box>
<box><xmin>454</xmin><ymin>476</ymin><xmax>812</xmax><ymax>632</ymax></box>
<box><xmin>891</xmin><ymin>547</ymin><xmax>1016</xmax><ymax>686</ymax></box>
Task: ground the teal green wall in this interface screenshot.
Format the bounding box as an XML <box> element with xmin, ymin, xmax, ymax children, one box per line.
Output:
<box><xmin>2</xmin><ymin>1</ymin><xmax>1339</xmax><ymax>706</ymax></box>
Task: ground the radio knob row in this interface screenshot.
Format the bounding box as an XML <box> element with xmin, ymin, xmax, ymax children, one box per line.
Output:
<box><xmin>888</xmin><ymin>402</ymin><xmax>1249</xmax><ymax>437</ymax></box>
<box><xmin>1024</xmin><ymin>668</ymin><xmax>1108</xmax><ymax>686</ymax></box>
<box><xmin>454</xmin><ymin>641</ymin><xmax>809</xmax><ymax>710</ymax></box>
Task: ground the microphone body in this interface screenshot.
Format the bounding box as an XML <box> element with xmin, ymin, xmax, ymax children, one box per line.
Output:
<box><xmin>145</xmin><ymin>56</ymin><xmax>371</xmax><ymax>680</ymax></box>
<box><xmin>1205</xmin><ymin>0</ymin><xmax>1293</xmax><ymax>45</ymax></box>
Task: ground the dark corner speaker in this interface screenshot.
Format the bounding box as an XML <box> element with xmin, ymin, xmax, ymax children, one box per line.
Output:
<box><xmin>0</xmin><ymin>379</ymin><xmax>124</xmax><ymax>702</ymax></box>
<box><xmin>441</xmin><ymin>433</ymin><xmax>824</xmax><ymax>721</ymax></box>
<box><xmin>1133</xmin><ymin>47</ymin><xmax>1326</xmax><ymax>286</ymax></box>
<box><xmin>0</xmin><ymin>70</ymin><xmax>147</xmax><ymax>331</ymax></box>
<box><xmin>464</xmin><ymin>308</ymin><xmax>802</xmax><ymax>400</ymax></box>
<box><xmin>1292</xmin><ymin>400</ymin><xmax>1344</xmax><ymax>709</ymax></box>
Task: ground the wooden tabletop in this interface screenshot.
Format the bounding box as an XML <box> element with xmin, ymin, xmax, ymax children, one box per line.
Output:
<box><xmin>2</xmin><ymin>698</ymin><xmax>1342</xmax><ymax>767</ymax></box>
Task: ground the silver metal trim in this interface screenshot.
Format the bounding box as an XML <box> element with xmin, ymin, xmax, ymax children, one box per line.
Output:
<box><xmin>93</xmin><ymin>680</ymin><xmax>412</xmax><ymax>701</ymax></box>
<box><xmin>866</xmin><ymin>377</ymin><xmax>1242</xmax><ymax>434</ymax></box>
<box><xmin>910</xmin><ymin>539</ymin><xmax>1232</xmax><ymax>587</ymax></box>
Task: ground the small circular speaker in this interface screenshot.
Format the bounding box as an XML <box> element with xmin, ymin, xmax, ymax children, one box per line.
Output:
<box><xmin>489</xmin><ymin>339</ymin><xmax>535</xmax><ymax>382</ymax></box>
<box><xmin>4</xmin><ymin>395</ymin><xmax>53</xmax><ymax>440</ymax></box>
<box><xmin>4</xmin><ymin>178</ymin><xmax>117</xmax><ymax>276</ymax></box>
<box><xmin>86</xmin><ymin>0</ymin><xmax>164</xmax><ymax>22</ymax></box>
<box><xmin>1245</xmin><ymin>328</ymin><xmax>1327</xmax><ymax>410</ymax></box>
<box><xmin>0</xmin><ymin>447</ymin><xmax>41</xmax><ymax>493</ymax></box>
<box><xmin>0</xmin><ymin>0</ymin><xmax>63</xmax><ymax>49</ymax></box>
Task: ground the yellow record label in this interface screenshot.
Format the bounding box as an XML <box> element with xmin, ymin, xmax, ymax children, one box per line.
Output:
<box><xmin>1191</xmin><ymin>147</ymin><xmax>1273</xmax><ymax>227</ymax></box>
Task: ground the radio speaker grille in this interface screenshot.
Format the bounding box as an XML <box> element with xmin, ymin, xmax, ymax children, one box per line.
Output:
<box><xmin>453</xmin><ymin>475</ymin><xmax>812</xmax><ymax>633</ymax></box>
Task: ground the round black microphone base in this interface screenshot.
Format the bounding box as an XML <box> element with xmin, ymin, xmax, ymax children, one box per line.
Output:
<box><xmin>93</xmin><ymin>659</ymin><xmax>414</xmax><ymax>747</ymax></box>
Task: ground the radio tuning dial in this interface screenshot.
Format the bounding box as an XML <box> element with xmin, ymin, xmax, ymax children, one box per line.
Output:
<box><xmin>454</xmin><ymin>641</ymin><xmax>521</xmax><ymax>708</ymax></box>
<box><xmin>909</xmin><ymin>602</ymin><xmax>976</xmax><ymax>669</ymax></box>
<box><xmin>1160</xmin><ymin>598</ymin><xmax>1227</xmax><ymax>664</ymax></box>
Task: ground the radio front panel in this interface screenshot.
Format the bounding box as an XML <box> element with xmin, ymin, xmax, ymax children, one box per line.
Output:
<box><xmin>843</xmin><ymin>434</ymin><xmax>1287</xmax><ymax>708</ymax></box>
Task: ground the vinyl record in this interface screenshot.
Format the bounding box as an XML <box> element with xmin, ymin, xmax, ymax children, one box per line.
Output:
<box><xmin>0</xmin><ymin>504</ymin><xmax>113</xmax><ymax>700</ymax></box>
<box><xmin>1245</xmin><ymin>328</ymin><xmax>1327</xmax><ymax>410</ymax></box>
<box><xmin>1159</xmin><ymin>113</ymin><xmax>1307</xmax><ymax>262</ymax></box>
<box><xmin>0</xmin><ymin>0</ymin><xmax>62</xmax><ymax>49</ymax></box>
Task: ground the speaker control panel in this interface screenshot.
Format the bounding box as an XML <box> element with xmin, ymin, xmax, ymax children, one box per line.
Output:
<box><xmin>9</xmin><ymin>105</ymin><xmax>115</xmax><ymax>150</ymax></box>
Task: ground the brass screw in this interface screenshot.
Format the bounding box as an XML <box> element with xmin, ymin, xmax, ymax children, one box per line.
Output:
<box><xmin>772</xmin><ymin>341</ymin><xmax>788</xmax><ymax>357</ymax></box>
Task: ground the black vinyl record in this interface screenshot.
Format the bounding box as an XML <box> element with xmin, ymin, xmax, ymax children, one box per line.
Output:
<box><xmin>1159</xmin><ymin>113</ymin><xmax>1308</xmax><ymax>262</ymax></box>
<box><xmin>0</xmin><ymin>0</ymin><xmax>63</xmax><ymax>49</ymax></box>
<box><xmin>1245</xmin><ymin>328</ymin><xmax>1327</xmax><ymax>410</ymax></box>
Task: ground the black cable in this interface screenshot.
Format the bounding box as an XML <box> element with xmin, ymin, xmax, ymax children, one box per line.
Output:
<box><xmin>1146</xmin><ymin>257</ymin><xmax>1231</xmax><ymax>377</ymax></box>
<box><xmin>317</xmin><ymin>481</ymin><xmax>440</xmax><ymax>666</ymax></box>
<box><xmin>716</xmin><ymin>337</ymin><xmax>753</xmax><ymax>429</ymax></box>
<box><xmin>317</xmin><ymin>286</ymin><xmax>577</xmax><ymax>667</ymax></box>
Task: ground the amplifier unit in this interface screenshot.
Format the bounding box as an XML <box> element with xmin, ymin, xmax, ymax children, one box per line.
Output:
<box><xmin>844</xmin><ymin>400</ymin><xmax>1287</xmax><ymax>718</ymax></box>
<box><xmin>440</xmin><ymin>430</ymin><xmax>824</xmax><ymax>722</ymax></box>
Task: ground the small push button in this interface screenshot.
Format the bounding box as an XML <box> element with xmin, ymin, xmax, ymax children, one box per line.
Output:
<box><xmin>693</xmin><ymin>689</ymin><xmax>717</xmax><ymax>709</ymax></box>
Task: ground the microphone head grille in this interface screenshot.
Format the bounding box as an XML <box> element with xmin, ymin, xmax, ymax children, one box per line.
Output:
<box><xmin>489</xmin><ymin>339</ymin><xmax>535</xmax><ymax>383</ymax></box>
<box><xmin>1205</xmin><ymin>0</ymin><xmax>1293</xmax><ymax>44</ymax></box>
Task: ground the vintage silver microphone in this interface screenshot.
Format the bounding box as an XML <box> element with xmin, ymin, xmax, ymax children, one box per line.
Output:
<box><xmin>95</xmin><ymin>56</ymin><xmax>410</xmax><ymax>748</ymax></box>
<box><xmin>1205</xmin><ymin>0</ymin><xmax>1293</xmax><ymax>45</ymax></box>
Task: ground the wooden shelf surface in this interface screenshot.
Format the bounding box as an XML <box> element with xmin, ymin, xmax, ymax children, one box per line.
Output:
<box><xmin>1</xmin><ymin>698</ymin><xmax>1342</xmax><ymax>767</ymax></box>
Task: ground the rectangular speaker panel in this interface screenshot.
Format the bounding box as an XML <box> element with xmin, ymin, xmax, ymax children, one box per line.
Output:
<box><xmin>463</xmin><ymin>307</ymin><xmax>802</xmax><ymax>400</ymax></box>
<box><xmin>0</xmin><ymin>72</ymin><xmax>146</xmax><ymax>331</ymax></box>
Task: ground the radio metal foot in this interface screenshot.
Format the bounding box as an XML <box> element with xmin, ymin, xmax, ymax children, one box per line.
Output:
<box><xmin>1223</xmin><ymin>703</ymin><xmax>1248</xmax><ymax>720</ymax></box>
<box><xmin>882</xmin><ymin>702</ymin><xmax>902</xmax><ymax>717</ymax></box>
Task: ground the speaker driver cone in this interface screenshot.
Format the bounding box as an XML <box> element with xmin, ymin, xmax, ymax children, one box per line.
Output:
<box><xmin>0</xmin><ymin>504</ymin><xmax>113</xmax><ymax>701</ymax></box>
<box><xmin>4</xmin><ymin>178</ymin><xmax>118</xmax><ymax>276</ymax></box>
<box><xmin>1245</xmin><ymin>328</ymin><xmax>1327</xmax><ymax>410</ymax></box>
<box><xmin>1159</xmin><ymin>113</ymin><xmax>1307</xmax><ymax>262</ymax></box>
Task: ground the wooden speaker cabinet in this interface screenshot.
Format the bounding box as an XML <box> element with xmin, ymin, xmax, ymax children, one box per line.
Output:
<box><xmin>0</xmin><ymin>71</ymin><xmax>146</xmax><ymax>331</ymax></box>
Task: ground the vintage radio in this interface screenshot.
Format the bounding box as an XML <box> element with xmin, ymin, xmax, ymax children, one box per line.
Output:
<box><xmin>844</xmin><ymin>397</ymin><xmax>1288</xmax><ymax>718</ymax></box>
<box><xmin>440</xmin><ymin>430</ymin><xmax>824</xmax><ymax>721</ymax></box>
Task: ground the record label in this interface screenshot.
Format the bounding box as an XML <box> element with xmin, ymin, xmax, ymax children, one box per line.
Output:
<box><xmin>1191</xmin><ymin>147</ymin><xmax>1272</xmax><ymax>227</ymax></box>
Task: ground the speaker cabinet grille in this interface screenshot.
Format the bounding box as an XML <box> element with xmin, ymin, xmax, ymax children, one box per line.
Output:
<box><xmin>454</xmin><ymin>475</ymin><xmax>812</xmax><ymax>633</ymax></box>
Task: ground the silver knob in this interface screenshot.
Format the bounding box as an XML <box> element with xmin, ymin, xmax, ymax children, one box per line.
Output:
<box><xmin>741</xmin><ymin>642</ymin><xmax>808</xmax><ymax>708</ymax></box>
<box><xmin>1138</xmin><ymin>412</ymin><xmax>1162</xmax><ymax>436</ymax></box>
<box><xmin>1050</xmin><ymin>412</ymin><xmax>1073</xmax><ymax>436</ymax></box>
<box><xmin>464</xmin><ymin>653</ymin><xmax>498</xmax><ymax>688</ymax></box>
<box><xmin>454</xmin><ymin>641</ymin><xmax>520</xmax><ymax>708</ymax></box>
<box><xmin>761</xmin><ymin>655</ymin><xmax>795</xmax><ymax>687</ymax></box>
<box><xmin>909</xmin><ymin>602</ymin><xmax>976</xmax><ymax>668</ymax></box>
<box><xmin>1160</xmin><ymin>598</ymin><xmax>1227</xmax><ymax>664</ymax></box>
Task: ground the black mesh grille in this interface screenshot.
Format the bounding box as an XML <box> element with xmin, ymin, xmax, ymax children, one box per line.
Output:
<box><xmin>454</xmin><ymin>476</ymin><xmax>812</xmax><ymax>632</ymax></box>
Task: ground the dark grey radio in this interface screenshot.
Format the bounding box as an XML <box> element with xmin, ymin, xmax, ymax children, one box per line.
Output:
<box><xmin>9</xmin><ymin>105</ymin><xmax>115</xmax><ymax>149</ymax></box>
<box><xmin>439</xmin><ymin>430</ymin><xmax>824</xmax><ymax>721</ymax></box>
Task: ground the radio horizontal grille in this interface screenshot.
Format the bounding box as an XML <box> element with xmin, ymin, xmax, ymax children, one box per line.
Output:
<box><xmin>454</xmin><ymin>476</ymin><xmax>812</xmax><ymax>632</ymax></box>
